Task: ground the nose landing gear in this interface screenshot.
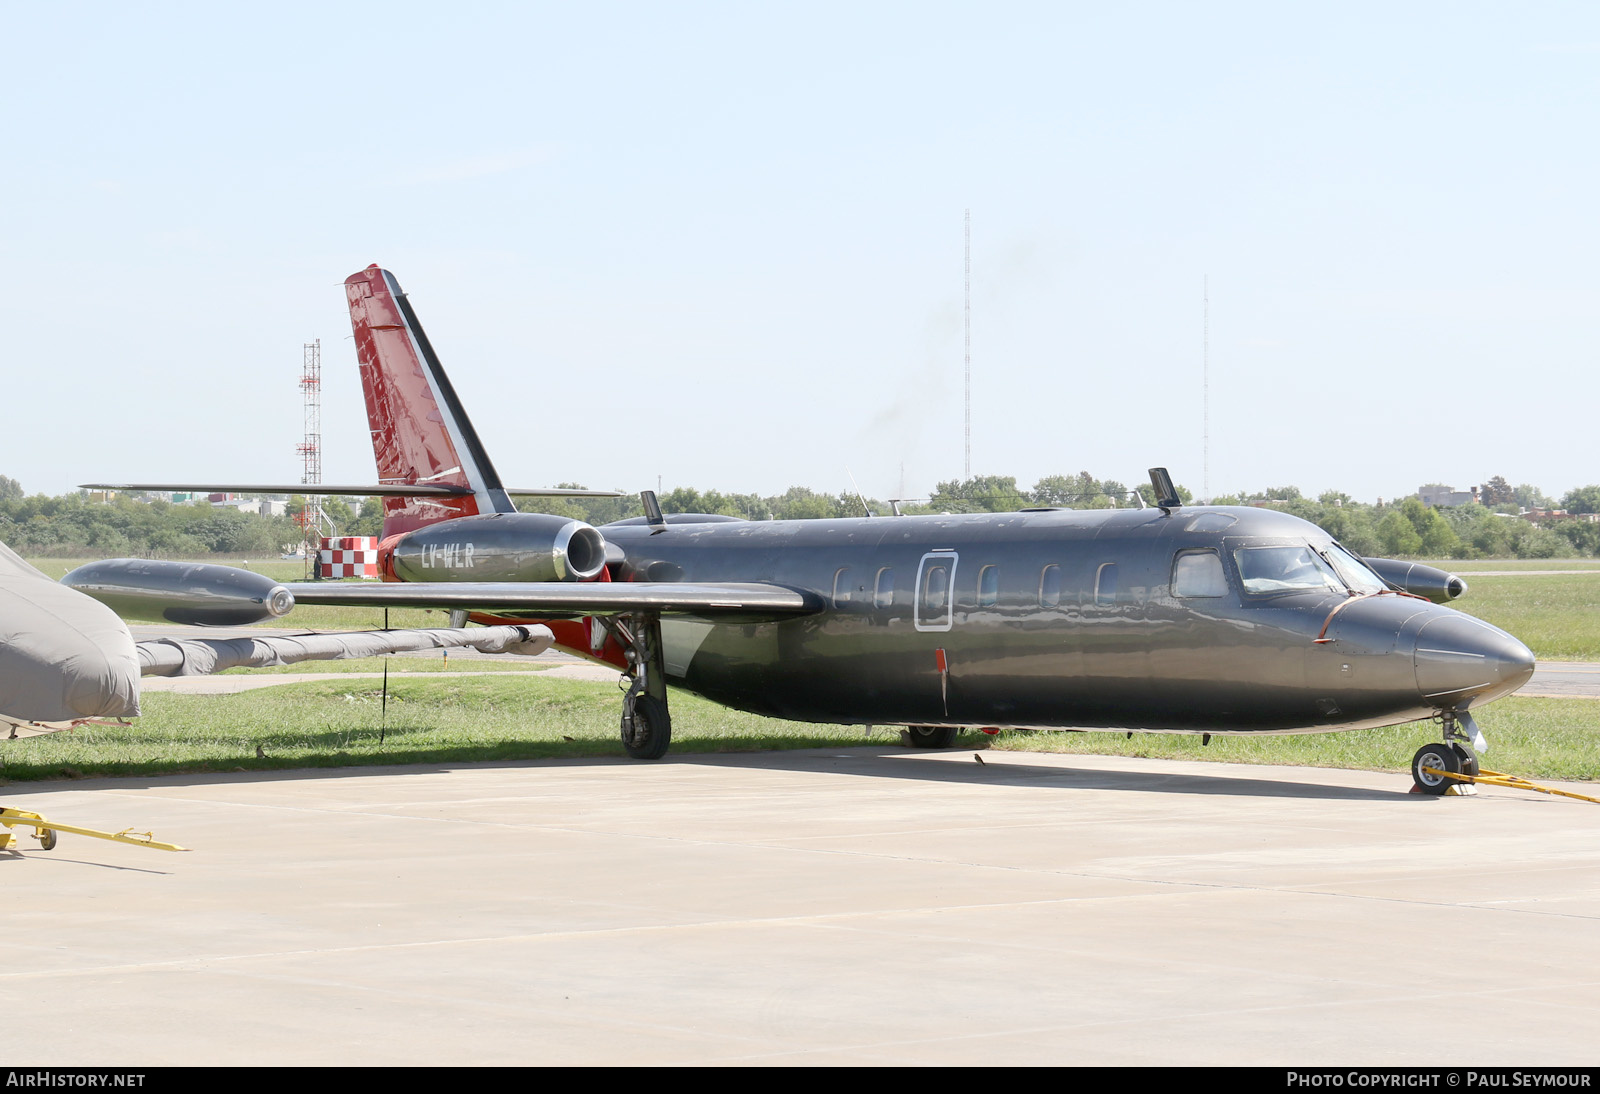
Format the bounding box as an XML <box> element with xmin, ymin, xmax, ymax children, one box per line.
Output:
<box><xmin>1411</xmin><ymin>709</ymin><xmax>1483</xmax><ymax>795</ymax></box>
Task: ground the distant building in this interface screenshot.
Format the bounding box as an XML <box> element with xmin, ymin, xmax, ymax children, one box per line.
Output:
<box><xmin>1417</xmin><ymin>484</ymin><xmax>1479</xmax><ymax>508</ymax></box>
<box><xmin>1521</xmin><ymin>508</ymin><xmax>1600</xmax><ymax>524</ymax></box>
<box><xmin>211</xmin><ymin>498</ymin><xmax>288</xmax><ymax>518</ymax></box>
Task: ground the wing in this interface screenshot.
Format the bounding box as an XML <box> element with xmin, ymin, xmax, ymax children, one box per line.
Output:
<box><xmin>64</xmin><ymin>560</ymin><xmax>817</xmax><ymax>626</ymax></box>
<box><xmin>280</xmin><ymin>581</ymin><xmax>821</xmax><ymax>624</ymax></box>
<box><xmin>81</xmin><ymin>483</ymin><xmax>620</xmax><ymax>498</ymax></box>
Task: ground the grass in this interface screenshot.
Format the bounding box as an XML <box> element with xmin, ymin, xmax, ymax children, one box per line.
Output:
<box><xmin>2</xmin><ymin>678</ymin><xmax>1594</xmax><ymax>785</ymax></box>
<box><xmin>1430</xmin><ymin>558</ymin><xmax>1600</xmax><ymax>572</ymax></box>
<box><xmin>210</xmin><ymin>656</ymin><xmax>554</xmax><ymax>675</ymax></box>
<box><xmin>30</xmin><ymin>558</ymin><xmax>307</xmax><ymax>581</ymax></box>
<box><xmin>1441</xmin><ymin>574</ymin><xmax>1600</xmax><ymax>660</ymax></box>
<box><xmin>0</xmin><ymin>678</ymin><xmax>888</xmax><ymax>783</ymax></box>
<box><xmin>986</xmin><ymin>696</ymin><xmax>1600</xmax><ymax>781</ymax></box>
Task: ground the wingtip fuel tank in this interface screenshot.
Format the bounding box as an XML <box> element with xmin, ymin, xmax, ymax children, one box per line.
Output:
<box><xmin>1362</xmin><ymin>557</ymin><xmax>1469</xmax><ymax>603</ymax></box>
<box><xmin>62</xmin><ymin>559</ymin><xmax>296</xmax><ymax>626</ymax></box>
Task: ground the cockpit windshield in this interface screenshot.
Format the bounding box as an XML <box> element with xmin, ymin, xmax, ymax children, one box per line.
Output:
<box><xmin>1320</xmin><ymin>542</ymin><xmax>1390</xmax><ymax>595</ymax></box>
<box><xmin>1235</xmin><ymin>545</ymin><xmax>1346</xmax><ymax>595</ymax></box>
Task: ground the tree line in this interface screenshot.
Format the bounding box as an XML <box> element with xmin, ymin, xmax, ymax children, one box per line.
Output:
<box><xmin>4</xmin><ymin>472</ymin><xmax>1598</xmax><ymax>560</ymax></box>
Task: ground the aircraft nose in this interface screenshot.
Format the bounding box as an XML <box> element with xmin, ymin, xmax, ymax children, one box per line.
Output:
<box><xmin>1413</xmin><ymin>612</ymin><xmax>1535</xmax><ymax>708</ymax></box>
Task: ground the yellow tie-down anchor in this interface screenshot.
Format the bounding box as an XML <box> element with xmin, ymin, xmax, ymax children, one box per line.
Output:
<box><xmin>1421</xmin><ymin>767</ymin><xmax>1600</xmax><ymax>806</ymax></box>
<box><xmin>0</xmin><ymin>807</ymin><xmax>189</xmax><ymax>853</ymax></box>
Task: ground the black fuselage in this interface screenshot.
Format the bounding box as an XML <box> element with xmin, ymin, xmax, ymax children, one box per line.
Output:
<box><xmin>595</xmin><ymin>505</ymin><xmax>1532</xmax><ymax>734</ymax></box>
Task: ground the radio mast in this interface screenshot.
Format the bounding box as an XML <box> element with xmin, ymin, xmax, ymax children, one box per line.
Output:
<box><xmin>1203</xmin><ymin>276</ymin><xmax>1210</xmax><ymax>502</ymax></box>
<box><xmin>964</xmin><ymin>209</ymin><xmax>971</xmax><ymax>480</ymax></box>
<box><xmin>298</xmin><ymin>339</ymin><xmax>323</xmax><ymax>577</ymax></box>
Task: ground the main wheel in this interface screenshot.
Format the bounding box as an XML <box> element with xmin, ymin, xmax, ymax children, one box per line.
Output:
<box><xmin>1450</xmin><ymin>742</ymin><xmax>1480</xmax><ymax>779</ymax></box>
<box><xmin>907</xmin><ymin>725</ymin><xmax>959</xmax><ymax>749</ymax></box>
<box><xmin>1411</xmin><ymin>743</ymin><xmax>1462</xmax><ymax>795</ymax></box>
<box><xmin>622</xmin><ymin>694</ymin><xmax>672</xmax><ymax>760</ymax></box>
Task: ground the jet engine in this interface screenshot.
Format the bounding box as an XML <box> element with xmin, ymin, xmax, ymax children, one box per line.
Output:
<box><xmin>388</xmin><ymin>512</ymin><xmax>609</xmax><ymax>584</ymax></box>
<box><xmin>1362</xmin><ymin>557</ymin><xmax>1468</xmax><ymax>604</ymax></box>
<box><xmin>62</xmin><ymin>559</ymin><xmax>296</xmax><ymax>626</ymax></box>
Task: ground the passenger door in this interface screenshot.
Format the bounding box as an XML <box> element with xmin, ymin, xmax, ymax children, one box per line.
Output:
<box><xmin>914</xmin><ymin>550</ymin><xmax>958</xmax><ymax>632</ymax></box>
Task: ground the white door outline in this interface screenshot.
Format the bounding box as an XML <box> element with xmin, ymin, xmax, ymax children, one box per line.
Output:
<box><xmin>914</xmin><ymin>550</ymin><xmax>959</xmax><ymax>632</ymax></box>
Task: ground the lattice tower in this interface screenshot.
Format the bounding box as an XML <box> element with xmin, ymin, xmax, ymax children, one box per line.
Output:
<box><xmin>298</xmin><ymin>339</ymin><xmax>324</xmax><ymax>577</ymax></box>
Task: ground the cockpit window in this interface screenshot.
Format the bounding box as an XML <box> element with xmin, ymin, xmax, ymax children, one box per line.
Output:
<box><xmin>1321</xmin><ymin>542</ymin><xmax>1389</xmax><ymax>595</ymax></box>
<box><xmin>1172</xmin><ymin>550</ymin><xmax>1227</xmax><ymax>597</ymax></box>
<box><xmin>1235</xmin><ymin>546</ymin><xmax>1346</xmax><ymax>595</ymax></box>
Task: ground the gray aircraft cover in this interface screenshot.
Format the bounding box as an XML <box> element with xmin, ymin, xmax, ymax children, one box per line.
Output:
<box><xmin>0</xmin><ymin>541</ymin><xmax>141</xmax><ymax>729</ymax></box>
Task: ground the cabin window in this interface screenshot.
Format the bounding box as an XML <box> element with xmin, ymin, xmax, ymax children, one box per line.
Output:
<box><xmin>1039</xmin><ymin>564</ymin><xmax>1061</xmax><ymax>607</ymax></box>
<box><xmin>1094</xmin><ymin>563</ymin><xmax>1118</xmax><ymax>606</ymax></box>
<box><xmin>1172</xmin><ymin>550</ymin><xmax>1227</xmax><ymax>597</ymax></box>
<box><xmin>832</xmin><ymin>567</ymin><xmax>851</xmax><ymax>607</ymax></box>
<box><xmin>977</xmin><ymin>565</ymin><xmax>999</xmax><ymax>607</ymax></box>
<box><xmin>923</xmin><ymin>565</ymin><xmax>949</xmax><ymax>611</ymax></box>
<box><xmin>874</xmin><ymin>567</ymin><xmax>895</xmax><ymax>608</ymax></box>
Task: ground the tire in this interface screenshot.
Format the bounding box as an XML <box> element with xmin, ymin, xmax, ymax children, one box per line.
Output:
<box><xmin>37</xmin><ymin>828</ymin><xmax>56</xmax><ymax>851</ymax></box>
<box><xmin>907</xmin><ymin>725</ymin><xmax>959</xmax><ymax>749</ymax></box>
<box><xmin>1450</xmin><ymin>742</ymin><xmax>1480</xmax><ymax>779</ymax></box>
<box><xmin>622</xmin><ymin>694</ymin><xmax>672</xmax><ymax>760</ymax></box>
<box><xmin>1411</xmin><ymin>743</ymin><xmax>1462</xmax><ymax>795</ymax></box>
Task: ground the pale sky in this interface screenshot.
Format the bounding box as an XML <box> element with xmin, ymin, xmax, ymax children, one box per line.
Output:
<box><xmin>4</xmin><ymin>3</ymin><xmax>1597</xmax><ymax>506</ymax></box>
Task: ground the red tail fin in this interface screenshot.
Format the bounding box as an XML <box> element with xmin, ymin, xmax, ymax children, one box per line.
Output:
<box><xmin>345</xmin><ymin>266</ymin><xmax>513</xmax><ymax>537</ymax></box>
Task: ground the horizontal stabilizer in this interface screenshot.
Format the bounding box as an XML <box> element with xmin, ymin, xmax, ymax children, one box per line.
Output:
<box><xmin>280</xmin><ymin>581</ymin><xmax>822</xmax><ymax>622</ymax></box>
<box><xmin>82</xmin><ymin>483</ymin><xmax>621</xmax><ymax>498</ymax></box>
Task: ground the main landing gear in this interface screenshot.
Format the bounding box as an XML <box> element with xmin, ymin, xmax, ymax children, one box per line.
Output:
<box><xmin>906</xmin><ymin>725</ymin><xmax>959</xmax><ymax>749</ymax></box>
<box><xmin>1410</xmin><ymin>709</ymin><xmax>1484</xmax><ymax>795</ymax></box>
<box><xmin>609</xmin><ymin>613</ymin><xmax>672</xmax><ymax>760</ymax></box>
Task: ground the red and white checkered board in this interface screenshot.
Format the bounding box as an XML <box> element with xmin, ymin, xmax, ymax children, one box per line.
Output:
<box><xmin>317</xmin><ymin>537</ymin><xmax>379</xmax><ymax>579</ymax></box>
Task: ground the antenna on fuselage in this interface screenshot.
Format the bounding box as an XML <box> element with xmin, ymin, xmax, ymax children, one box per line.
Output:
<box><xmin>964</xmin><ymin>209</ymin><xmax>972</xmax><ymax>480</ymax></box>
<box><xmin>1203</xmin><ymin>275</ymin><xmax>1210</xmax><ymax>504</ymax></box>
<box><xmin>846</xmin><ymin>468</ymin><xmax>873</xmax><ymax>518</ymax></box>
<box><xmin>641</xmin><ymin>489</ymin><xmax>667</xmax><ymax>535</ymax></box>
<box><xmin>1148</xmin><ymin>467</ymin><xmax>1182</xmax><ymax>514</ymax></box>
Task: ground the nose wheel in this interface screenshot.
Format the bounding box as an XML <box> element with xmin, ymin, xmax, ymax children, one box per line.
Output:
<box><xmin>1411</xmin><ymin>743</ymin><xmax>1462</xmax><ymax>794</ymax></box>
<box><xmin>1411</xmin><ymin>710</ymin><xmax>1483</xmax><ymax>795</ymax></box>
